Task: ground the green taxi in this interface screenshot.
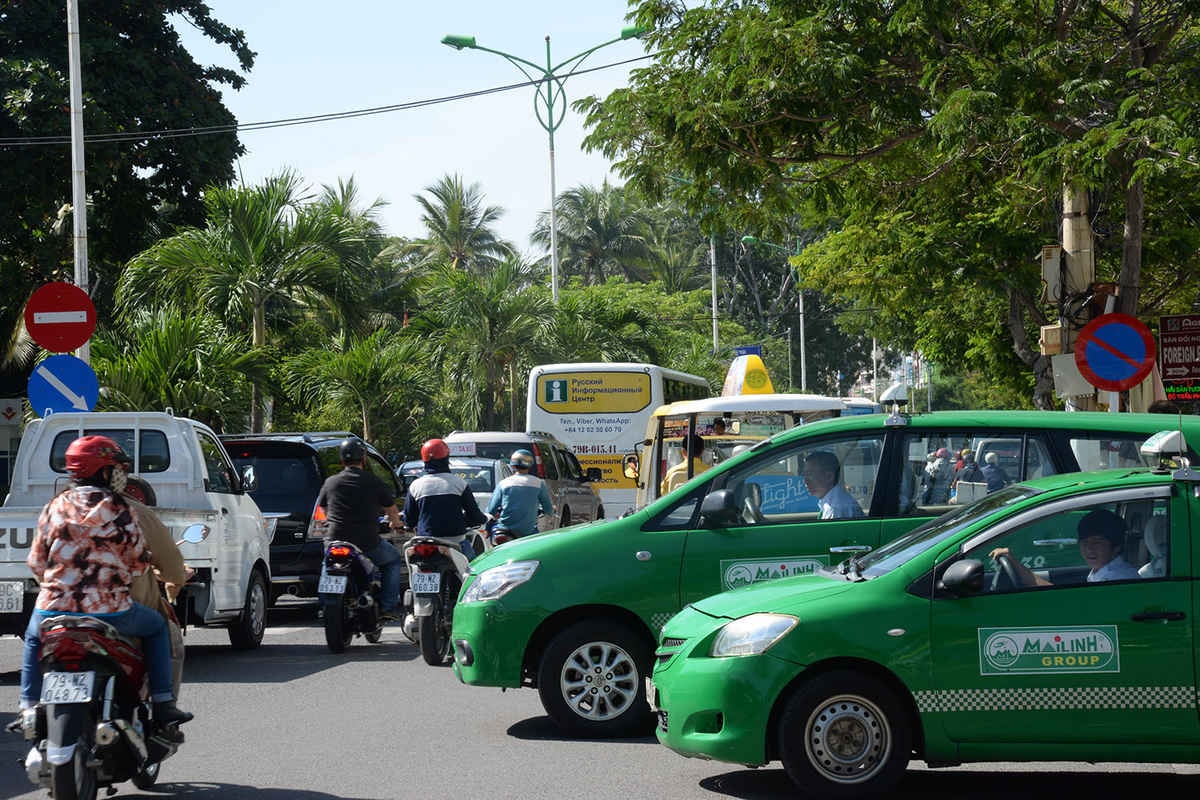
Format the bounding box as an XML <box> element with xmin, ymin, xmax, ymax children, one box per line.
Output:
<box><xmin>649</xmin><ymin>430</ymin><xmax>1199</xmax><ymax>796</ymax></box>
<box><xmin>451</xmin><ymin>410</ymin><xmax>1200</xmax><ymax>738</ymax></box>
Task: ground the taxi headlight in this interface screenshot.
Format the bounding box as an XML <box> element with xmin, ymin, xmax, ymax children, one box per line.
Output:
<box><xmin>710</xmin><ymin>613</ymin><xmax>798</xmax><ymax>658</ymax></box>
<box><xmin>461</xmin><ymin>560</ymin><xmax>539</xmax><ymax>604</ymax></box>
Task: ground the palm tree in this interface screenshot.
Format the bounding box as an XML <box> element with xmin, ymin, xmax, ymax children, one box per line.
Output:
<box><xmin>118</xmin><ymin>170</ymin><xmax>368</xmax><ymax>431</ymax></box>
<box><xmin>413</xmin><ymin>174</ymin><xmax>513</xmax><ymax>271</ymax></box>
<box><xmin>283</xmin><ymin>330</ymin><xmax>435</xmax><ymax>444</ymax></box>
<box><xmin>632</xmin><ymin>218</ymin><xmax>710</xmax><ymax>293</ymax></box>
<box><xmin>92</xmin><ymin>308</ymin><xmax>269</xmax><ymax>432</ymax></box>
<box><xmin>415</xmin><ymin>258</ymin><xmax>553</xmax><ymax>430</ymax></box>
<box><xmin>531</xmin><ymin>182</ymin><xmax>650</xmax><ymax>284</ymax></box>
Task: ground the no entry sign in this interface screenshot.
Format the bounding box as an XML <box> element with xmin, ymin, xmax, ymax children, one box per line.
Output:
<box><xmin>24</xmin><ymin>282</ymin><xmax>96</xmax><ymax>353</ymax></box>
<box><xmin>1074</xmin><ymin>313</ymin><xmax>1157</xmax><ymax>392</ymax></box>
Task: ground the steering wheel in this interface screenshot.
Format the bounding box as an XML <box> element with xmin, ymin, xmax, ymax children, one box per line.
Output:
<box><xmin>990</xmin><ymin>552</ymin><xmax>1022</xmax><ymax>593</ymax></box>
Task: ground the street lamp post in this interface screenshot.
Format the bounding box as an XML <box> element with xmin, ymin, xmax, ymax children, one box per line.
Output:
<box><xmin>442</xmin><ymin>26</ymin><xmax>645</xmax><ymax>303</ymax></box>
<box><xmin>742</xmin><ymin>236</ymin><xmax>805</xmax><ymax>392</ymax></box>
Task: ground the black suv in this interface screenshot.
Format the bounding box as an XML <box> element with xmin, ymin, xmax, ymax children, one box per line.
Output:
<box><xmin>220</xmin><ymin>431</ymin><xmax>402</xmax><ymax>604</ymax></box>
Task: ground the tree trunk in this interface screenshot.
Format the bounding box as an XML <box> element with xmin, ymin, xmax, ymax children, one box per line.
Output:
<box><xmin>250</xmin><ymin>303</ymin><xmax>266</xmax><ymax>432</ymax></box>
<box><xmin>361</xmin><ymin>400</ymin><xmax>370</xmax><ymax>443</ymax></box>
<box><xmin>1007</xmin><ymin>289</ymin><xmax>1056</xmax><ymax>409</ymax></box>
<box><xmin>1116</xmin><ymin>175</ymin><xmax>1144</xmax><ymax>317</ymax></box>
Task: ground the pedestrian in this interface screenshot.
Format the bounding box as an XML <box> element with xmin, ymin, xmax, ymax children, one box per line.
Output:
<box><xmin>487</xmin><ymin>449</ymin><xmax>553</xmax><ymax>540</ymax></box>
<box><xmin>316</xmin><ymin>438</ymin><xmax>406</xmax><ymax>621</ymax></box>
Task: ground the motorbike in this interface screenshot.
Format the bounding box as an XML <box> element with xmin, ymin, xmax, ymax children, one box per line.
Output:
<box><xmin>13</xmin><ymin>615</ymin><xmax>185</xmax><ymax>800</ymax></box>
<box><xmin>402</xmin><ymin>535</ymin><xmax>472</xmax><ymax>666</ymax></box>
<box><xmin>318</xmin><ymin>539</ymin><xmax>385</xmax><ymax>653</ymax></box>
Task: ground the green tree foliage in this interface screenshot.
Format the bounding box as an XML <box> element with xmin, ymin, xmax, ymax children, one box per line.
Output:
<box><xmin>411</xmin><ymin>174</ymin><xmax>515</xmax><ymax>272</ymax></box>
<box><xmin>532</xmin><ymin>182</ymin><xmax>651</xmax><ymax>283</ymax></box>
<box><xmin>0</xmin><ymin>1</ymin><xmax>253</xmax><ymax>390</ymax></box>
<box><xmin>118</xmin><ymin>170</ymin><xmax>371</xmax><ymax>431</ymax></box>
<box><xmin>91</xmin><ymin>307</ymin><xmax>266</xmax><ymax>432</ymax></box>
<box><xmin>583</xmin><ymin>0</ymin><xmax>1200</xmax><ymax>406</ymax></box>
<box><xmin>283</xmin><ymin>330</ymin><xmax>435</xmax><ymax>449</ymax></box>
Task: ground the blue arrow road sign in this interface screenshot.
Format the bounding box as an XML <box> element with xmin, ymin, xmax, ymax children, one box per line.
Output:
<box><xmin>27</xmin><ymin>354</ymin><xmax>98</xmax><ymax>416</ymax></box>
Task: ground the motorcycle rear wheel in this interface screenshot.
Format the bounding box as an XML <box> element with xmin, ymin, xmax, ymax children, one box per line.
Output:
<box><xmin>50</xmin><ymin>704</ymin><xmax>98</xmax><ymax>800</ymax></box>
<box><xmin>323</xmin><ymin>598</ymin><xmax>353</xmax><ymax>653</ymax></box>
<box><xmin>418</xmin><ymin>606</ymin><xmax>450</xmax><ymax>666</ymax></box>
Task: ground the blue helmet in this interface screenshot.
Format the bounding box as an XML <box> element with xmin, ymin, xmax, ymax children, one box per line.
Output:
<box><xmin>509</xmin><ymin>449</ymin><xmax>535</xmax><ymax>470</ymax></box>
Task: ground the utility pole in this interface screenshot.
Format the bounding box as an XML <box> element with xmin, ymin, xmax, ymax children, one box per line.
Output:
<box><xmin>67</xmin><ymin>0</ymin><xmax>90</xmax><ymax>365</ymax></box>
<box><xmin>1062</xmin><ymin>183</ymin><xmax>1096</xmax><ymax>411</ymax></box>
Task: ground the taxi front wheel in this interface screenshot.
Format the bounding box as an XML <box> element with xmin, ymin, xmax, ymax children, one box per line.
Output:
<box><xmin>537</xmin><ymin>619</ymin><xmax>655</xmax><ymax>738</ymax></box>
<box><xmin>777</xmin><ymin>670</ymin><xmax>912</xmax><ymax>798</ymax></box>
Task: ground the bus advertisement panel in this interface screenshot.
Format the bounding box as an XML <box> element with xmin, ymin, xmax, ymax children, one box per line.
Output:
<box><xmin>527</xmin><ymin>363</ymin><xmax>709</xmax><ymax>517</ymax></box>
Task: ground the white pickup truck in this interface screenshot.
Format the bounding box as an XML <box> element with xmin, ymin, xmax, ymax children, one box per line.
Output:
<box><xmin>0</xmin><ymin>411</ymin><xmax>273</xmax><ymax>649</ymax></box>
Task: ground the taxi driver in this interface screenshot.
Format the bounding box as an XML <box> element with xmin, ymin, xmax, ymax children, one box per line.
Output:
<box><xmin>989</xmin><ymin>508</ymin><xmax>1140</xmax><ymax>587</ymax></box>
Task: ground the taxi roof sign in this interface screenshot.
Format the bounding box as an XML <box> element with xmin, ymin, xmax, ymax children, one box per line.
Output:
<box><xmin>721</xmin><ymin>354</ymin><xmax>775</xmax><ymax>396</ymax></box>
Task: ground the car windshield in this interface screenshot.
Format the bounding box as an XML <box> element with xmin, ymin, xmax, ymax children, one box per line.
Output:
<box><xmin>855</xmin><ymin>485</ymin><xmax>1039</xmax><ymax>578</ymax></box>
<box><xmin>450</xmin><ymin>459</ymin><xmax>497</xmax><ymax>493</ymax></box>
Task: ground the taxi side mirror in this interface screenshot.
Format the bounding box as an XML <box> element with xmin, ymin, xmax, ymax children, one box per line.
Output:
<box><xmin>939</xmin><ymin>559</ymin><xmax>985</xmax><ymax>596</ymax></box>
<box><xmin>699</xmin><ymin>489</ymin><xmax>740</xmax><ymax>528</ymax></box>
<box><xmin>622</xmin><ymin>454</ymin><xmax>639</xmax><ymax>480</ymax></box>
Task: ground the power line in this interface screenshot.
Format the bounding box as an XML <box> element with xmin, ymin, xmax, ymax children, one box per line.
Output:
<box><xmin>0</xmin><ymin>54</ymin><xmax>652</xmax><ymax>149</ymax></box>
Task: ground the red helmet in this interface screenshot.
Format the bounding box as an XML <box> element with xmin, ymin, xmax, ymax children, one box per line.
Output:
<box><xmin>420</xmin><ymin>438</ymin><xmax>450</xmax><ymax>461</ymax></box>
<box><xmin>65</xmin><ymin>435</ymin><xmax>131</xmax><ymax>478</ymax></box>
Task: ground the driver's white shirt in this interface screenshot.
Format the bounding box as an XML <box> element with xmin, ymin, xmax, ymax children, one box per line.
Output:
<box><xmin>1087</xmin><ymin>556</ymin><xmax>1140</xmax><ymax>582</ymax></box>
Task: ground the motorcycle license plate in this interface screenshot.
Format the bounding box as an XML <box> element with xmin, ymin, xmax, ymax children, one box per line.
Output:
<box><xmin>40</xmin><ymin>671</ymin><xmax>95</xmax><ymax>704</ymax></box>
<box><xmin>318</xmin><ymin>574</ymin><xmax>348</xmax><ymax>594</ymax></box>
<box><xmin>0</xmin><ymin>581</ymin><xmax>22</xmax><ymax>613</ymax></box>
<box><xmin>412</xmin><ymin>571</ymin><xmax>441</xmax><ymax>595</ymax></box>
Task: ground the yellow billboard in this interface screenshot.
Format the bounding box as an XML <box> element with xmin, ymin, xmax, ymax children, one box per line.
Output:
<box><xmin>535</xmin><ymin>371</ymin><xmax>652</xmax><ymax>414</ymax></box>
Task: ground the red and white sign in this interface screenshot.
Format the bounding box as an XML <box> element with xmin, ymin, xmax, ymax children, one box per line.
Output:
<box><xmin>24</xmin><ymin>282</ymin><xmax>96</xmax><ymax>353</ymax></box>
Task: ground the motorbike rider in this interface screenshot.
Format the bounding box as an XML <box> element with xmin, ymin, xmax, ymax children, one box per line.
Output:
<box><xmin>402</xmin><ymin>438</ymin><xmax>487</xmax><ymax>559</ymax></box>
<box><xmin>486</xmin><ymin>449</ymin><xmax>552</xmax><ymax>541</ymax></box>
<box><xmin>315</xmin><ymin>438</ymin><xmax>405</xmax><ymax>621</ymax></box>
<box><xmin>17</xmin><ymin>436</ymin><xmax>192</xmax><ymax>726</ymax></box>
<box><xmin>125</xmin><ymin>490</ymin><xmax>192</xmax><ymax>700</ymax></box>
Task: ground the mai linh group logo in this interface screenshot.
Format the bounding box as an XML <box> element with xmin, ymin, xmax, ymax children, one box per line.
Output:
<box><xmin>979</xmin><ymin>626</ymin><xmax>1119</xmax><ymax>676</ymax></box>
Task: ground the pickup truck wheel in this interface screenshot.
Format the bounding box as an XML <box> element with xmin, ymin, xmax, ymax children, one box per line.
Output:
<box><xmin>227</xmin><ymin>570</ymin><xmax>267</xmax><ymax>650</ymax></box>
<box><xmin>536</xmin><ymin>620</ymin><xmax>654</xmax><ymax>738</ymax></box>
<box><xmin>777</xmin><ymin>670</ymin><xmax>911</xmax><ymax>798</ymax></box>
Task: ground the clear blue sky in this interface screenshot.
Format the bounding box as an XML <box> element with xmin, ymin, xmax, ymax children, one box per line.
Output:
<box><xmin>174</xmin><ymin>1</ymin><xmax>644</xmax><ymax>255</ymax></box>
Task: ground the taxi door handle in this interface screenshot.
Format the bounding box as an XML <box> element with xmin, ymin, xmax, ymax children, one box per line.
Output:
<box><xmin>1131</xmin><ymin>611</ymin><xmax>1185</xmax><ymax>622</ymax></box>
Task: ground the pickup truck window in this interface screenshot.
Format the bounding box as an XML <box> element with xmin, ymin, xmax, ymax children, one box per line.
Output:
<box><xmin>50</xmin><ymin>430</ymin><xmax>170</xmax><ymax>474</ymax></box>
<box><xmin>196</xmin><ymin>431</ymin><xmax>237</xmax><ymax>493</ymax></box>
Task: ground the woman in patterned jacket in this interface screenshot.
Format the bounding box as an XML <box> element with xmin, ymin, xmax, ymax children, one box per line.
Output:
<box><xmin>17</xmin><ymin>436</ymin><xmax>192</xmax><ymax>727</ymax></box>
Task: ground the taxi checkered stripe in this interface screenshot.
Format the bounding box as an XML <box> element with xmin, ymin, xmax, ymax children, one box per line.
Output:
<box><xmin>651</xmin><ymin>613</ymin><xmax>674</xmax><ymax>633</ymax></box>
<box><xmin>914</xmin><ymin>686</ymin><xmax>1195</xmax><ymax>713</ymax></box>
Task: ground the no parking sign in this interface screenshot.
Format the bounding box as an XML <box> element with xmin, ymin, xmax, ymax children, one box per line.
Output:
<box><xmin>1073</xmin><ymin>313</ymin><xmax>1156</xmax><ymax>392</ymax></box>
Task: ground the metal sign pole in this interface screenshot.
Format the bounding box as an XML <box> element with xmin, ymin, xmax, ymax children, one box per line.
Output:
<box><xmin>67</xmin><ymin>0</ymin><xmax>90</xmax><ymax>365</ymax></box>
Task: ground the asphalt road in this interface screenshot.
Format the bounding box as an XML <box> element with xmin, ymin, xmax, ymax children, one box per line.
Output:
<box><xmin>2</xmin><ymin>601</ymin><xmax>1199</xmax><ymax>800</ymax></box>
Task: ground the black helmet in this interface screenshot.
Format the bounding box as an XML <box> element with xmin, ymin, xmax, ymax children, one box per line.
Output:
<box><xmin>339</xmin><ymin>438</ymin><xmax>366</xmax><ymax>462</ymax></box>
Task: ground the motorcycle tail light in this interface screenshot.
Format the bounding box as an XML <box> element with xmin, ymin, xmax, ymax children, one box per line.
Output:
<box><xmin>328</xmin><ymin>545</ymin><xmax>352</xmax><ymax>559</ymax></box>
<box><xmin>411</xmin><ymin>543</ymin><xmax>440</xmax><ymax>558</ymax></box>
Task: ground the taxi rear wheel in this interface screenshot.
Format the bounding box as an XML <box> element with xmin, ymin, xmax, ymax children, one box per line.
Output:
<box><xmin>777</xmin><ymin>671</ymin><xmax>911</xmax><ymax>798</ymax></box>
<box><xmin>537</xmin><ymin>619</ymin><xmax>654</xmax><ymax>738</ymax></box>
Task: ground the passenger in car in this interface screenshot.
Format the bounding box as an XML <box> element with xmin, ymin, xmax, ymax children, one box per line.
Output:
<box><xmin>990</xmin><ymin>508</ymin><xmax>1140</xmax><ymax>586</ymax></box>
<box><xmin>802</xmin><ymin>451</ymin><xmax>865</xmax><ymax>520</ymax></box>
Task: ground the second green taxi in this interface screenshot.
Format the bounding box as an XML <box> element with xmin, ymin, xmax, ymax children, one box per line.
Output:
<box><xmin>650</xmin><ymin>430</ymin><xmax>1200</xmax><ymax>797</ymax></box>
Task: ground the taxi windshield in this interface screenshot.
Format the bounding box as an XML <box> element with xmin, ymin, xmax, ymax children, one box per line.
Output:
<box><xmin>856</xmin><ymin>485</ymin><xmax>1039</xmax><ymax>578</ymax></box>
